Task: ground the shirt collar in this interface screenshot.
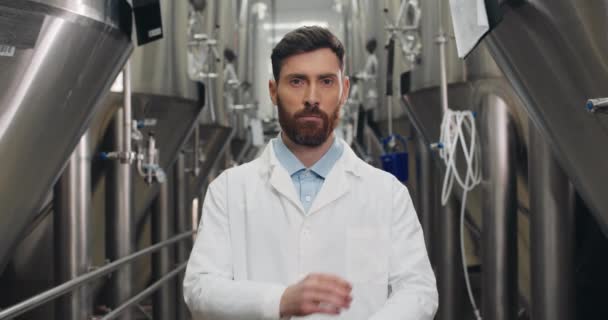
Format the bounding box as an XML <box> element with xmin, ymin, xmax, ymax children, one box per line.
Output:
<box><xmin>272</xmin><ymin>135</ymin><xmax>305</xmax><ymax>175</ymax></box>
<box><xmin>272</xmin><ymin>133</ymin><xmax>344</xmax><ymax>178</ymax></box>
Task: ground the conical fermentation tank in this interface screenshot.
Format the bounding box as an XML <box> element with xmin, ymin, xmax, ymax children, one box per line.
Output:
<box><xmin>0</xmin><ymin>0</ymin><xmax>133</xmax><ymax>270</ymax></box>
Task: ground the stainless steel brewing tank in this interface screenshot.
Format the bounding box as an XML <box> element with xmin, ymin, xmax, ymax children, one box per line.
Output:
<box><xmin>486</xmin><ymin>0</ymin><xmax>608</xmax><ymax>234</ymax></box>
<box><xmin>0</xmin><ymin>0</ymin><xmax>132</xmax><ymax>270</ymax></box>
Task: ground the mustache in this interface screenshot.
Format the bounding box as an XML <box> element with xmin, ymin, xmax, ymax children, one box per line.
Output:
<box><xmin>294</xmin><ymin>105</ymin><xmax>327</xmax><ymax>119</ymax></box>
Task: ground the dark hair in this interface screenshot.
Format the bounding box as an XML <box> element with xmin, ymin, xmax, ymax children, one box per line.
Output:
<box><xmin>271</xmin><ymin>26</ymin><xmax>345</xmax><ymax>80</ymax></box>
<box><xmin>365</xmin><ymin>38</ymin><xmax>377</xmax><ymax>54</ymax></box>
<box><xmin>224</xmin><ymin>48</ymin><xmax>236</xmax><ymax>63</ymax></box>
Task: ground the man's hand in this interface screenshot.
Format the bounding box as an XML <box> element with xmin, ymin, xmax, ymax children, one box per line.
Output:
<box><xmin>279</xmin><ymin>273</ymin><xmax>353</xmax><ymax>317</ymax></box>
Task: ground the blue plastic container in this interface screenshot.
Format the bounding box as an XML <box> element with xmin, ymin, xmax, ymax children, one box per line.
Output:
<box><xmin>380</xmin><ymin>134</ymin><xmax>409</xmax><ymax>182</ymax></box>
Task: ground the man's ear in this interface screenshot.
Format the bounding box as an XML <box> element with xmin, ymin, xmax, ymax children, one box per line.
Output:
<box><xmin>269</xmin><ymin>79</ymin><xmax>278</xmax><ymax>105</ymax></box>
<box><xmin>340</xmin><ymin>76</ymin><xmax>351</xmax><ymax>106</ymax></box>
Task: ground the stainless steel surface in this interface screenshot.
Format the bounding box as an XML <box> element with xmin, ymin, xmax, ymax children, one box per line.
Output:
<box><xmin>151</xmin><ymin>181</ymin><xmax>175</xmax><ymax>320</ymax></box>
<box><xmin>195</xmin><ymin>0</ymin><xmax>231</xmax><ymax>125</ymax></box>
<box><xmin>436</xmin><ymin>197</ymin><xmax>464</xmax><ymax>320</ymax></box>
<box><xmin>114</xmin><ymin>93</ymin><xmax>203</xmax><ymax>227</ymax></box>
<box><xmin>193</xmin><ymin>124</ymin><xmax>202</xmax><ymax>176</ymax></box>
<box><xmin>235</xmin><ymin>134</ymin><xmax>252</xmax><ymax>164</ymax></box>
<box><xmin>0</xmin><ymin>91</ymin><xmax>203</xmax><ymax>318</ymax></box>
<box><xmin>122</xmin><ymin>62</ymin><xmax>133</xmax><ymax>163</ymax></box>
<box><xmin>403</xmin><ymin>77</ymin><xmax>532</xmax><ymax>312</ymax></box>
<box><xmin>480</xmin><ymin>94</ymin><xmax>518</xmax><ymax>320</ymax></box>
<box><xmin>236</xmin><ymin>0</ymin><xmax>250</xmax><ymax>93</ymax></box>
<box><xmin>486</xmin><ymin>0</ymin><xmax>608</xmax><ymax>234</ymax></box>
<box><xmin>0</xmin><ymin>0</ymin><xmax>132</xmax><ymax>271</ymax></box>
<box><xmin>189</xmin><ymin>124</ymin><xmax>234</xmax><ymax>196</ymax></box>
<box><xmin>130</xmin><ymin>0</ymin><xmax>197</xmax><ymax>100</ymax></box>
<box><xmin>529</xmin><ymin>127</ymin><xmax>575</xmax><ymax>320</ymax></box>
<box><xmin>88</xmin><ymin>92</ymin><xmax>203</xmax><ymax>301</ymax></box>
<box><xmin>249</xmin><ymin>0</ymin><xmax>274</xmax><ymax>120</ymax></box>
<box><xmin>0</xmin><ymin>204</ymin><xmax>56</xmax><ymax>319</ymax></box>
<box><xmin>174</xmin><ymin>153</ymin><xmax>192</xmax><ymax>320</ymax></box>
<box><xmin>106</xmin><ymin>102</ymin><xmax>135</xmax><ymax>320</ymax></box>
<box><xmin>410</xmin><ymin>0</ymin><xmax>464</xmax><ymax>92</ymax></box>
<box><xmin>464</xmin><ymin>42</ymin><xmax>503</xmax><ymax>81</ymax></box>
<box><xmin>342</xmin><ymin>0</ymin><xmax>368</xmax><ymax>77</ymax></box>
<box><xmin>438</xmin><ymin>32</ymin><xmax>448</xmax><ymax>115</ymax></box>
<box><xmin>0</xmin><ymin>232</ymin><xmax>194</xmax><ymax>320</ymax></box>
<box><xmin>27</xmin><ymin>0</ymin><xmax>126</xmax><ymax>27</ymax></box>
<box><xmin>53</xmin><ymin>132</ymin><xmax>92</xmax><ymax>320</ymax></box>
<box><xmin>100</xmin><ymin>263</ymin><xmax>188</xmax><ymax>320</ymax></box>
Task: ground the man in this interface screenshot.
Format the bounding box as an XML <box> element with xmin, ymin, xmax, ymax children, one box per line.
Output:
<box><xmin>183</xmin><ymin>26</ymin><xmax>438</xmax><ymax>320</ymax></box>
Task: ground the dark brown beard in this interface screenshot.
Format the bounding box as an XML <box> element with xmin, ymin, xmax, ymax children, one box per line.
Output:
<box><xmin>277</xmin><ymin>97</ymin><xmax>339</xmax><ymax>147</ymax></box>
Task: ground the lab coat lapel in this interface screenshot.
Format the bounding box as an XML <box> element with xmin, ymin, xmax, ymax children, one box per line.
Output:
<box><xmin>260</xmin><ymin>142</ymin><xmax>305</xmax><ymax>213</ymax></box>
<box><xmin>269</xmin><ymin>166</ymin><xmax>305</xmax><ymax>213</ymax></box>
<box><xmin>308</xmin><ymin>148</ymin><xmax>355</xmax><ymax>215</ymax></box>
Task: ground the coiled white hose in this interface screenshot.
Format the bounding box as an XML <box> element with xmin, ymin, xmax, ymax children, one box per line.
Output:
<box><xmin>438</xmin><ymin>109</ymin><xmax>482</xmax><ymax>205</ymax></box>
<box><xmin>438</xmin><ymin>108</ymin><xmax>483</xmax><ymax>320</ymax></box>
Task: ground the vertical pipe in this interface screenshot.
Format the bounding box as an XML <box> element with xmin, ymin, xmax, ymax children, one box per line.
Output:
<box><xmin>415</xmin><ymin>135</ymin><xmax>435</xmax><ymax>254</ymax></box>
<box><xmin>203</xmin><ymin>0</ymin><xmax>228</xmax><ymax>126</ymax></box>
<box><xmin>529</xmin><ymin>127</ymin><xmax>575</xmax><ymax>320</ymax></box>
<box><xmin>438</xmin><ymin>34</ymin><xmax>448</xmax><ymax>115</ymax></box>
<box><xmin>152</xmin><ymin>181</ymin><xmax>175</xmax><ymax>320</ymax></box>
<box><xmin>122</xmin><ymin>62</ymin><xmax>132</xmax><ymax>163</ymax></box>
<box><xmin>237</xmin><ymin>0</ymin><xmax>250</xmax><ymax>97</ymax></box>
<box><xmin>175</xmin><ymin>153</ymin><xmax>192</xmax><ymax>320</ymax></box>
<box><xmin>481</xmin><ymin>95</ymin><xmax>517</xmax><ymax>320</ymax></box>
<box><xmin>194</xmin><ymin>124</ymin><xmax>201</xmax><ymax>177</ymax></box>
<box><xmin>54</xmin><ymin>132</ymin><xmax>92</xmax><ymax>320</ymax></box>
<box><xmin>436</xmin><ymin>196</ymin><xmax>464</xmax><ymax>320</ymax></box>
<box><xmin>106</xmin><ymin>65</ymin><xmax>134</xmax><ymax>320</ymax></box>
<box><xmin>437</xmin><ymin>0</ymin><xmax>449</xmax><ymax>115</ymax></box>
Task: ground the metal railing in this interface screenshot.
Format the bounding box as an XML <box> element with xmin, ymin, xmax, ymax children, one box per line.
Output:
<box><xmin>101</xmin><ymin>263</ymin><xmax>188</xmax><ymax>320</ymax></box>
<box><xmin>0</xmin><ymin>231</ymin><xmax>195</xmax><ymax>320</ymax></box>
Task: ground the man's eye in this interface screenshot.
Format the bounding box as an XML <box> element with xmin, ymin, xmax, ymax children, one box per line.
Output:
<box><xmin>290</xmin><ymin>78</ymin><xmax>303</xmax><ymax>86</ymax></box>
<box><xmin>321</xmin><ymin>78</ymin><xmax>334</xmax><ymax>86</ymax></box>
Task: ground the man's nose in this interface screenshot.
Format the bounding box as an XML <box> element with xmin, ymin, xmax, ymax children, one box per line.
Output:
<box><xmin>304</xmin><ymin>83</ymin><xmax>320</xmax><ymax>108</ymax></box>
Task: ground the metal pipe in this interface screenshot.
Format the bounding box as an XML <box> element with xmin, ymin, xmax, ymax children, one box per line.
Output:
<box><xmin>235</xmin><ymin>134</ymin><xmax>252</xmax><ymax>164</ymax></box>
<box><xmin>107</xmin><ymin>61</ymin><xmax>135</xmax><ymax>320</ymax></box>
<box><xmin>481</xmin><ymin>94</ymin><xmax>518</xmax><ymax>320</ymax></box>
<box><xmin>437</xmin><ymin>34</ymin><xmax>448</xmax><ymax>115</ymax></box>
<box><xmin>101</xmin><ymin>263</ymin><xmax>188</xmax><ymax>320</ymax></box>
<box><xmin>174</xmin><ymin>153</ymin><xmax>192</xmax><ymax>320</ymax></box>
<box><xmin>152</xmin><ymin>181</ymin><xmax>175</xmax><ymax>320</ymax></box>
<box><xmin>0</xmin><ymin>232</ymin><xmax>194</xmax><ymax>320</ymax></box>
<box><xmin>436</xmin><ymin>196</ymin><xmax>464</xmax><ymax>320</ymax></box>
<box><xmin>194</xmin><ymin>124</ymin><xmax>201</xmax><ymax>176</ymax></box>
<box><xmin>216</xmin><ymin>1</ymin><xmax>228</xmax><ymax>126</ymax></box>
<box><xmin>437</xmin><ymin>0</ymin><xmax>449</xmax><ymax>115</ymax></box>
<box><xmin>207</xmin><ymin>127</ymin><xmax>237</xmax><ymax>181</ymax></box>
<box><xmin>53</xmin><ymin>132</ymin><xmax>92</xmax><ymax>320</ymax></box>
<box><xmin>415</xmin><ymin>134</ymin><xmax>435</xmax><ymax>254</ymax></box>
<box><xmin>237</xmin><ymin>0</ymin><xmax>250</xmax><ymax>103</ymax></box>
<box><xmin>386</xmin><ymin>37</ymin><xmax>395</xmax><ymax>138</ymax></box>
<box><xmin>529</xmin><ymin>127</ymin><xmax>575</xmax><ymax>320</ymax></box>
<box><xmin>192</xmin><ymin>195</ymin><xmax>201</xmax><ymax>240</ymax></box>
<box><xmin>122</xmin><ymin>61</ymin><xmax>133</xmax><ymax>164</ymax></box>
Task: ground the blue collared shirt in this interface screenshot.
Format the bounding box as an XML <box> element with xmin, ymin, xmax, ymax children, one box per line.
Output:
<box><xmin>272</xmin><ymin>135</ymin><xmax>344</xmax><ymax>213</ymax></box>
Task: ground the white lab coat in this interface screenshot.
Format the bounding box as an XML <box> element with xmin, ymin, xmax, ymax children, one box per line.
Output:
<box><xmin>183</xmin><ymin>139</ymin><xmax>438</xmax><ymax>320</ymax></box>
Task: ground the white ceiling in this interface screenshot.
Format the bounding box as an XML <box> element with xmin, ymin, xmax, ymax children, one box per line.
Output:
<box><xmin>274</xmin><ymin>0</ymin><xmax>339</xmax><ymax>13</ymax></box>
